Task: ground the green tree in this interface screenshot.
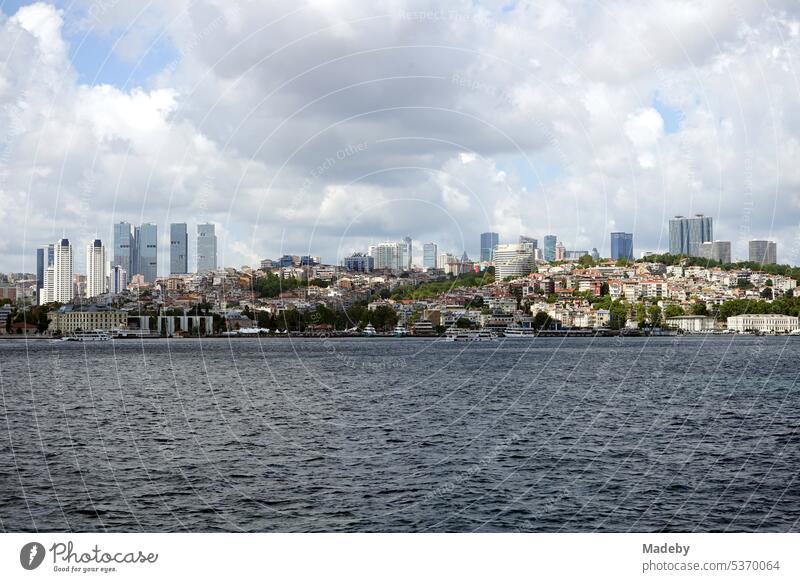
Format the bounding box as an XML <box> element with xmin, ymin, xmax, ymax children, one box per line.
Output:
<box><xmin>533</xmin><ymin>311</ymin><xmax>551</xmax><ymax>330</ymax></box>
<box><xmin>648</xmin><ymin>305</ymin><xmax>662</xmax><ymax>328</ymax></box>
<box><xmin>609</xmin><ymin>300</ymin><xmax>628</xmax><ymax>330</ymax></box>
<box><xmin>690</xmin><ymin>302</ymin><xmax>708</xmax><ymax>316</ymax></box>
<box><xmin>664</xmin><ymin>304</ymin><xmax>684</xmax><ymax>319</ymax></box>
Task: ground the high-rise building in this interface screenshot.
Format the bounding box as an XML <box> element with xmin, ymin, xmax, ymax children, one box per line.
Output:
<box><xmin>196</xmin><ymin>223</ymin><xmax>218</xmax><ymax>273</ymax></box>
<box><xmin>134</xmin><ymin>223</ymin><xmax>158</xmax><ymax>282</ymax></box>
<box><xmin>42</xmin><ymin>265</ymin><xmax>55</xmax><ymax>305</ymax></box>
<box><xmin>53</xmin><ymin>238</ymin><xmax>73</xmax><ymax>303</ymax></box>
<box><xmin>480</xmin><ymin>232</ymin><xmax>499</xmax><ymax>262</ymax></box>
<box><xmin>36</xmin><ymin>243</ymin><xmax>54</xmax><ymax>302</ymax></box>
<box><xmin>344</xmin><ymin>253</ymin><xmax>374</xmax><ymax>272</ymax></box>
<box><xmin>749</xmin><ymin>240</ymin><xmax>777</xmax><ymax>265</ymax></box>
<box><xmin>554</xmin><ymin>241</ymin><xmax>566</xmax><ymax>261</ymax></box>
<box><xmin>423</xmin><ymin>242</ymin><xmax>438</xmax><ymax>269</ymax></box>
<box><xmin>110</xmin><ymin>265</ymin><xmax>128</xmax><ymax>294</ymax></box>
<box><xmin>370</xmin><ymin>242</ymin><xmax>405</xmax><ymax>271</ymax></box>
<box><xmin>543</xmin><ymin>235</ymin><xmax>557</xmax><ymax>262</ymax></box>
<box><xmin>403</xmin><ymin>236</ymin><xmax>413</xmax><ymax>270</ymax></box>
<box><xmin>610</xmin><ymin>232</ymin><xmax>634</xmax><ymax>261</ymax></box>
<box><xmin>85</xmin><ymin>239</ymin><xmax>106</xmax><ymax>298</ymax></box>
<box><xmin>170</xmin><ymin>223</ymin><xmax>188</xmax><ymax>274</ymax></box>
<box><xmin>113</xmin><ymin>222</ymin><xmax>134</xmax><ymax>276</ymax></box>
<box><xmin>591</xmin><ymin>248</ymin><xmax>600</xmax><ymax>262</ymax></box>
<box><xmin>669</xmin><ymin>215</ymin><xmax>712</xmax><ymax>256</ymax></box>
<box><xmin>493</xmin><ymin>243</ymin><xmax>535</xmax><ymax>279</ymax></box>
<box><xmin>519</xmin><ymin>235</ymin><xmax>538</xmax><ymax>250</ymax></box>
<box><xmin>698</xmin><ymin>240</ymin><xmax>731</xmax><ymax>264</ymax></box>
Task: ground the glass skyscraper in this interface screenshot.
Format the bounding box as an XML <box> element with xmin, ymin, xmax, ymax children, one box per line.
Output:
<box><xmin>170</xmin><ymin>223</ymin><xmax>188</xmax><ymax>274</ymax></box>
<box><xmin>135</xmin><ymin>223</ymin><xmax>158</xmax><ymax>282</ymax></box>
<box><xmin>196</xmin><ymin>223</ymin><xmax>218</xmax><ymax>273</ymax></box>
<box><xmin>480</xmin><ymin>232</ymin><xmax>499</xmax><ymax>262</ymax></box>
<box><xmin>423</xmin><ymin>242</ymin><xmax>438</xmax><ymax>269</ymax></box>
<box><xmin>113</xmin><ymin>222</ymin><xmax>134</xmax><ymax>275</ymax></box>
<box><xmin>543</xmin><ymin>235</ymin><xmax>557</xmax><ymax>262</ymax></box>
<box><xmin>610</xmin><ymin>232</ymin><xmax>633</xmax><ymax>261</ymax></box>
<box><xmin>669</xmin><ymin>215</ymin><xmax>712</xmax><ymax>256</ymax></box>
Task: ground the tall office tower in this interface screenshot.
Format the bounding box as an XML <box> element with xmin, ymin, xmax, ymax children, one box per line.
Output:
<box><xmin>170</xmin><ymin>223</ymin><xmax>188</xmax><ymax>274</ymax></box>
<box><xmin>196</xmin><ymin>223</ymin><xmax>218</xmax><ymax>273</ymax></box>
<box><xmin>610</xmin><ymin>232</ymin><xmax>634</xmax><ymax>261</ymax></box>
<box><xmin>493</xmin><ymin>243</ymin><xmax>535</xmax><ymax>279</ymax></box>
<box><xmin>85</xmin><ymin>239</ymin><xmax>106</xmax><ymax>298</ymax></box>
<box><xmin>370</xmin><ymin>242</ymin><xmax>405</xmax><ymax>271</ymax></box>
<box><xmin>42</xmin><ymin>265</ymin><xmax>55</xmax><ymax>304</ymax></box>
<box><xmin>403</xmin><ymin>236</ymin><xmax>413</xmax><ymax>270</ymax></box>
<box><xmin>669</xmin><ymin>214</ymin><xmax>713</xmax><ymax>256</ymax></box>
<box><xmin>543</xmin><ymin>235</ymin><xmax>557</xmax><ymax>262</ymax></box>
<box><xmin>113</xmin><ymin>222</ymin><xmax>134</xmax><ymax>275</ymax></box>
<box><xmin>110</xmin><ymin>265</ymin><xmax>128</xmax><ymax>294</ymax></box>
<box><xmin>134</xmin><ymin>223</ymin><xmax>158</xmax><ymax>282</ymax></box>
<box><xmin>423</xmin><ymin>242</ymin><xmax>438</xmax><ymax>269</ymax></box>
<box><xmin>749</xmin><ymin>240</ymin><xmax>777</xmax><ymax>265</ymax></box>
<box><xmin>519</xmin><ymin>235</ymin><xmax>538</xmax><ymax>250</ymax></box>
<box><xmin>698</xmin><ymin>240</ymin><xmax>731</xmax><ymax>264</ymax></box>
<box><xmin>53</xmin><ymin>238</ymin><xmax>73</xmax><ymax>303</ymax></box>
<box><xmin>480</xmin><ymin>232</ymin><xmax>499</xmax><ymax>262</ymax></box>
<box><xmin>554</xmin><ymin>241</ymin><xmax>566</xmax><ymax>261</ymax></box>
<box><xmin>36</xmin><ymin>243</ymin><xmax>54</xmax><ymax>301</ymax></box>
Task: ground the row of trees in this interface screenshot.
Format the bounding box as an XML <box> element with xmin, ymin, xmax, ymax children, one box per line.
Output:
<box><xmin>252</xmin><ymin>302</ymin><xmax>400</xmax><ymax>332</ymax></box>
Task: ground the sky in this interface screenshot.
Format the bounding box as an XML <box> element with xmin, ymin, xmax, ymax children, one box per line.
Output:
<box><xmin>1</xmin><ymin>0</ymin><xmax>800</xmax><ymax>273</ymax></box>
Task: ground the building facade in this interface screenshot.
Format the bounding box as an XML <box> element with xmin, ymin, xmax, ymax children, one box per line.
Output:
<box><xmin>749</xmin><ymin>240</ymin><xmax>777</xmax><ymax>265</ymax></box>
<box><xmin>480</xmin><ymin>232</ymin><xmax>499</xmax><ymax>262</ymax></box>
<box><xmin>669</xmin><ymin>214</ymin><xmax>713</xmax><ymax>256</ymax></box>
<box><xmin>370</xmin><ymin>242</ymin><xmax>405</xmax><ymax>271</ymax></box>
<box><xmin>344</xmin><ymin>253</ymin><xmax>374</xmax><ymax>272</ymax></box>
<box><xmin>85</xmin><ymin>239</ymin><xmax>106</xmax><ymax>298</ymax></box>
<box><xmin>113</xmin><ymin>222</ymin><xmax>134</xmax><ymax>276</ymax></box>
<box><xmin>698</xmin><ymin>240</ymin><xmax>731</xmax><ymax>264</ymax></box>
<box><xmin>53</xmin><ymin>238</ymin><xmax>73</xmax><ymax>303</ymax></box>
<box><xmin>543</xmin><ymin>235</ymin><xmax>557</xmax><ymax>262</ymax></box>
<box><xmin>493</xmin><ymin>243</ymin><xmax>535</xmax><ymax>279</ymax></box>
<box><xmin>610</xmin><ymin>232</ymin><xmax>633</xmax><ymax>261</ymax></box>
<box><xmin>36</xmin><ymin>243</ymin><xmax>54</xmax><ymax>303</ymax></box>
<box><xmin>170</xmin><ymin>223</ymin><xmax>188</xmax><ymax>274</ymax></box>
<box><xmin>48</xmin><ymin>307</ymin><xmax>127</xmax><ymax>333</ymax></box>
<box><xmin>110</xmin><ymin>265</ymin><xmax>128</xmax><ymax>294</ymax></box>
<box><xmin>423</xmin><ymin>242</ymin><xmax>438</xmax><ymax>269</ymax></box>
<box><xmin>727</xmin><ymin>314</ymin><xmax>799</xmax><ymax>333</ymax></box>
<box><xmin>196</xmin><ymin>223</ymin><xmax>218</xmax><ymax>273</ymax></box>
<box><xmin>134</xmin><ymin>223</ymin><xmax>158</xmax><ymax>282</ymax></box>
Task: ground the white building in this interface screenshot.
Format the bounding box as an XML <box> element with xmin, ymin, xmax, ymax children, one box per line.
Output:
<box><xmin>666</xmin><ymin>315</ymin><xmax>716</xmax><ymax>332</ymax></box>
<box><xmin>85</xmin><ymin>239</ymin><xmax>107</xmax><ymax>298</ymax></box>
<box><xmin>371</xmin><ymin>242</ymin><xmax>405</xmax><ymax>271</ymax></box>
<box><xmin>423</xmin><ymin>242</ymin><xmax>438</xmax><ymax>270</ymax></box>
<box><xmin>110</xmin><ymin>265</ymin><xmax>128</xmax><ymax>294</ymax></box>
<box><xmin>727</xmin><ymin>314</ymin><xmax>799</xmax><ymax>333</ymax></box>
<box><xmin>53</xmin><ymin>238</ymin><xmax>73</xmax><ymax>303</ymax></box>
<box><xmin>493</xmin><ymin>243</ymin><xmax>535</xmax><ymax>279</ymax></box>
<box><xmin>41</xmin><ymin>265</ymin><xmax>55</xmax><ymax>305</ymax></box>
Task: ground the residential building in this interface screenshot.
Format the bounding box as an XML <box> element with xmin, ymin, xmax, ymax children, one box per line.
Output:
<box><xmin>41</xmin><ymin>266</ymin><xmax>54</xmax><ymax>304</ymax></box>
<box><xmin>610</xmin><ymin>232</ymin><xmax>633</xmax><ymax>261</ymax></box>
<box><xmin>170</xmin><ymin>223</ymin><xmax>188</xmax><ymax>274</ymax></box>
<box><xmin>344</xmin><ymin>253</ymin><xmax>374</xmax><ymax>272</ymax></box>
<box><xmin>493</xmin><ymin>243</ymin><xmax>535</xmax><ymax>279</ymax></box>
<box><xmin>134</xmin><ymin>223</ymin><xmax>158</xmax><ymax>282</ymax></box>
<box><xmin>480</xmin><ymin>232</ymin><xmax>499</xmax><ymax>262</ymax></box>
<box><xmin>727</xmin><ymin>314</ymin><xmax>799</xmax><ymax>334</ymax></box>
<box><xmin>53</xmin><ymin>238</ymin><xmax>73</xmax><ymax>303</ymax></box>
<box><xmin>423</xmin><ymin>243</ymin><xmax>438</xmax><ymax>269</ymax></box>
<box><xmin>371</xmin><ymin>242</ymin><xmax>405</xmax><ymax>271</ymax></box>
<box><xmin>196</xmin><ymin>223</ymin><xmax>218</xmax><ymax>273</ymax></box>
<box><xmin>749</xmin><ymin>240</ymin><xmax>777</xmax><ymax>265</ymax></box>
<box><xmin>113</xmin><ymin>222</ymin><xmax>134</xmax><ymax>275</ymax></box>
<box><xmin>85</xmin><ymin>239</ymin><xmax>106</xmax><ymax>298</ymax></box>
<box><xmin>543</xmin><ymin>235</ymin><xmax>557</xmax><ymax>262</ymax></box>
<box><xmin>555</xmin><ymin>241</ymin><xmax>566</xmax><ymax>261</ymax></box>
<box><xmin>669</xmin><ymin>214</ymin><xmax>713</xmax><ymax>256</ymax></box>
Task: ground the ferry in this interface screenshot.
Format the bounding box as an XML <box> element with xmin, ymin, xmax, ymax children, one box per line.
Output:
<box><xmin>502</xmin><ymin>326</ymin><xmax>538</xmax><ymax>338</ymax></box>
<box><xmin>362</xmin><ymin>324</ymin><xmax>377</xmax><ymax>336</ymax></box>
<box><xmin>61</xmin><ymin>331</ymin><xmax>112</xmax><ymax>342</ymax></box>
<box><xmin>443</xmin><ymin>329</ymin><xmax>496</xmax><ymax>342</ymax></box>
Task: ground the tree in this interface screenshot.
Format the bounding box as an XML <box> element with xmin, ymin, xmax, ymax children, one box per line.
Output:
<box><xmin>578</xmin><ymin>254</ymin><xmax>595</xmax><ymax>268</ymax></box>
<box><xmin>609</xmin><ymin>300</ymin><xmax>628</xmax><ymax>330</ymax></box>
<box><xmin>600</xmin><ymin>282</ymin><xmax>610</xmax><ymax>296</ymax></box>
<box><xmin>615</xmin><ymin>258</ymin><xmax>630</xmax><ymax>267</ymax></box>
<box><xmin>370</xmin><ymin>305</ymin><xmax>398</xmax><ymax>331</ymax></box>
<box><xmin>690</xmin><ymin>302</ymin><xmax>708</xmax><ymax>316</ymax></box>
<box><xmin>455</xmin><ymin>317</ymin><xmax>472</xmax><ymax>329</ymax></box>
<box><xmin>760</xmin><ymin>287</ymin><xmax>774</xmax><ymax>300</ymax></box>
<box><xmin>664</xmin><ymin>304</ymin><xmax>684</xmax><ymax>319</ymax></box>
<box><xmin>648</xmin><ymin>305</ymin><xmax>662</xmax><ymax>328</ymax></box>
<box><xmin>533</xmin><ymin>311</ymin><xmax>551</xmax><ymax>330</ymax></box>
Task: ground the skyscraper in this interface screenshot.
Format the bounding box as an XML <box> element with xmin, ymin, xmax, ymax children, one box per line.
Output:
<box><xmin>135</xmin><ymin>223</ymin><xmax>158</xmax><ymax>282</ymax></box>
<box><xmin>196</xmin><ymin>223</ymin><xmax>218</xmax><ymax>273</ymax></box>
<box><xmin>423</xmin><ymin>242</ymin><xmax>438</xmax><ymax>269</ymax></box>
<box><xmin>480</xmin><ymin>232</ymin><xmax>499</xmax><ymax>262</ymax></box>
<box><xmin>543</xmin><ymin>235</ymin><xmax>557</xmax><ymax>262</ymax></box>
<box><xmin>519</xmin><ymin>235</ymin><xmax>538</xmax><ymax>250</ymax></box>
<box><xmin>170</xmin><ymin>223</ymin><xmax>188</xmax><ymax>274</ymax></box>
<box><xmin>85</xmin><ymin>239</ymin><xmax>106</xmax><ymax>298</ymax></box>
<box><xmin>370</xmin><ymin>242</ymin><xmax>405</xmax><ymax>271</ymax></box>
<box><xmin>110</xmin><ymin>265</ymin><xmax>128</xmax><ymax>294</ymax></box>
<box><xmin>403</xmin><ymin>236</ymin><xmax>412</xmax><ymax>270</ymax></box>
<box><xmin>749</xmin><ymin>240</ymin><xmax>777</xmax><ymax>265</ymax></box>
<box><xmin>669</xmin><ymin>215</ymin><xmax>713</xmax><ymax>256</ymax></box>
<box><xmin>698</xmin><ymin>240</ymin><xmax>731</xmax><ymax>264</ymax></box>
<box><xmin>610</xmin><ymin>232</ymin><xmax>634</xmax><ymax>261</ymax></box>
<box><xmin>493</xmin><ymin>243</ymin><xmax>535</xmax><ymax>279</ymax></box>
<box><xmin>36</xmin><ymin>243</ymin><xmax>54</xmax><ymax>302</ymax></box>
<box><xmin>113</xmin><ymin>222</ymin><xmax>134</xmax><ymax>276</ymax></box>
<box><xmin>53</xmin><ymin>238</ymin><xmax>73</xmax><ymax>303</ymax></box>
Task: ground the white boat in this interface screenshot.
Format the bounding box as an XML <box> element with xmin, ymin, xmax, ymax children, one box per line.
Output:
<box><xmin>392</xmin><ymin>324</ymin><xmax>408</xmax><ymax>336</ymax></box>
<box><xmin>443</xmin><ymin>329</ymin><xmax>496</xmax><ymax>342</ymax></box>
<box><xmin>503</xmin><ymin>326</ymin><xmax>537</xmax><ymax>338</ymax></box>
<box><xmin>61</xmin><ymin>330</ymin><xmax>111</xmax><ymax>342</ymax></box>
<box><xmin>362</xmin><ymin>324</ymin><xmax>377</xmax><ymax>336</ymax></box>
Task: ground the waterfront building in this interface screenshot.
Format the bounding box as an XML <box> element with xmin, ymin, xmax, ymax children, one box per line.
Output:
<box><xmin>480</xmin><ymin>232</ymin><xmax>499</xmax><ymax>262</ymax></box>
<box><xmin>113</xmin><ymin>222</ymin><xmax>134</xmax><ymax>276</ymax></box>
<box><xmin>48</xmin><ymin>305</ymin><xmax>127</xmax><ymax>333</ymax></box>
<box><xmin>669</xmin><ymin>214</ymin><xmax>713</xmax><ymax>256</ymax></box>
<box><xmin>543</xmin><ymin>235</ymin><xmax>557</xmax><ymax>262</ymax></box>
<box><xmin>748</xmin><ymin>240</ymin><xmax>777</xmax><ymax>265</ymax></box>
<box><xmin>423</xmin><ymin>242</ymin><xmax>438</xmax><ymax>269</ymax></box>
<box><xmin>344</xmin><ymin>253</ymin><xmax>374</xmax><ymax>272</ymax></box>
<box><xmin>666</xmin><ymin>315</ymin><xmax>716</xmax><ymax>332</ymax></box>
<box><xmin>85</xmin><ymin>239</ymin><xmax>106</xmax><ymax>298</ymax></box>
<box><xmin>493</xmin><ymin>243</ymin><xmax>535</xmax><ymax>279</ymax></box>
<box><xmin>698</xmin><ymin>240</ymin><xmax>731</xmax><ymax>264</ymax></box>
<box><xmin>610</xmin><ymin>232</ymin><xmax>633</xmax><ymax>261</ymax></box>
<box><xmin>170</xmin><ymin>223</ymin><xmax>188</xmax><ymax>274</ymax></box>
<box><xmin>134</xmin><ymin>223</ymin><xmax>158</xmax><ymax>282</ymax></box>
<box><xmin>196</xmin><ymin>223</ymin><xmax>218</xmax><ymax>273</ymax></box>
<box><xmin>727</xmin><ymin>314</ymin><xmax>799</xmax><ymax>334</ymax></box>
<box><xmin>53</xmin><ymin>238</ymin><xmax>73</xmax><ymax>303</ymax></box>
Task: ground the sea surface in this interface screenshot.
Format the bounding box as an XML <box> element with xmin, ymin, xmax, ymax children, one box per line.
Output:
<box><xmin>1</xmin><ymin>336</ymin><xmax>799</xmax><ymax>532</ymax></box>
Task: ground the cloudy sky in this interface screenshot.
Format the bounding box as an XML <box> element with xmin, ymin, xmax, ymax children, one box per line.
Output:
<box><xmin>1</xmin><ymin>0</ymin><xmax>799</xmax><ymax>273</ymax></box>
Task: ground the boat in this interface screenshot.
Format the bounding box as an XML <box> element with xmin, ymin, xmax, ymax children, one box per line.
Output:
<box><xmin>61</xmin><ymin>330</ymin><xmax>111</xmax><ymax>342</ymax></box>
<box><xmin>362</xmin><ymin>324</ymin><xmax>377</xmax><ymax>336</ymax></box>
<box><xmin>392</xmin><ymin>324</ymin><xmax>408</xmax><ymax>336</ymax></box>
<box><xmin>443</xmin><ymin>329</ymin><xmax>496</xmax><ymax>342</ymax></box>
<box><xmin>503</xmin><ymin>325</ymin><xmax>538</xmax><ymax>338</ymax></box>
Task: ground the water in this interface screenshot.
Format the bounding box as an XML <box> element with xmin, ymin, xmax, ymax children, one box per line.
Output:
<box><xmin>1</xmin><ymin>336</ymin><xmax>799</xmax><ymax>532</ymax></box>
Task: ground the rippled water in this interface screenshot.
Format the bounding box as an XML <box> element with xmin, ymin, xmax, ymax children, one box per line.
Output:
<box><xmin>1</xmin><ymin>336</ymin><xmax>799</xmax><ymax>532</ymax></box>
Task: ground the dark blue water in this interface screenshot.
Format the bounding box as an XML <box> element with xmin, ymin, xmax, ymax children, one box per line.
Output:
<box><xmin>1</xmin><ymin>336</ymin><xmax>799</xmax><ymax>532</ymax></box>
